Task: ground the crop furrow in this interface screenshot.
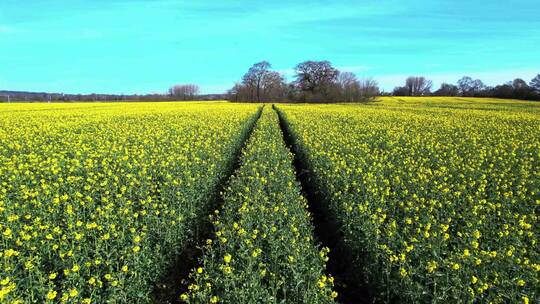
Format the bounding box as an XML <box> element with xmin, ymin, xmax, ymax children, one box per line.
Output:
<box><xmin>274</xmin><ymin>105</ymin><xmax>374</xmax><ymax>304</ymax></box>
<box><xmin>154</xmin><ymin>106</ymin><xmax>263</xmax><ymax>303</ymax></box>
<box><xmin>181</xmin><ymin>107</ymin><xmax>336</xmax><ymax>303</ymax></box>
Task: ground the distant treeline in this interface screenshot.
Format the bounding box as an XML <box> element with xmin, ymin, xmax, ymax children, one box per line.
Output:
<box><xmin>390</xmin><ymin>75</ymin><xmax>540</xmax><ymax>101</ymax></box>
<box><xmin>227</xmin><ymin>61</ymin><xmax>540</xmax><ymax>102</ymax></box>
<box><xmin>0</xmin><ymin>90</ymin><xmax>226</xmax><ymax>103</ymax></box>
<box><xmin>228</xmin><ymin>61</ymin><xmax>379</xmax><ymax>103</ymax></box>
<box><xmin>2</xmin><ymin>66</ymin><xmax>539</xmax><ymax>103</ymax></box>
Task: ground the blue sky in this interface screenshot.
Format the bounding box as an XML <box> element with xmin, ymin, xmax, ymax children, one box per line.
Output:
<box><xmin>1</xmin><ymin>0</ymin><xmax>539</xmax><ymax>94</ymax></box>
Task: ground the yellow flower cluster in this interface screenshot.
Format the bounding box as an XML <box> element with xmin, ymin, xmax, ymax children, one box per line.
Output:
<box><xmin>0</xmin><ymin>102</ymin><xmax>259</xmax><ymax>302</ymax></box>
<box><xmin>277</xmin><ymin>97</ymin><xmax>539</xmax><ymax>303</ymax></box>
<box><xmin>182</xmin><ymin>108</ymin><xmax>335</xmax><ymax>303</ymax></box>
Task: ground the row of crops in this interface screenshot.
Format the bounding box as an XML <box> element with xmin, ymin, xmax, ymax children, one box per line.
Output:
<box><xmin>182</xmin><ymin>108</ymin><xmax>335</xmax><ymax>303</ymax></box>
<box><xmin>0</xmin><ymin>103</ymin><xmax>260</xmax><ymax>303</ymax></box>
<box><xmin>276</xmin><ymin>102</ymin><xmax>539</xmax><ymax>303</ymax></box>
<box><xmin>1</xmin><ymin>100</ymin><xmax>539</xmax><ymax>303</ymax></box>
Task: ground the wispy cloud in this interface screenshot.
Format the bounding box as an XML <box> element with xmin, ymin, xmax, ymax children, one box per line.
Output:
<box><xmin>200</xmin><ymin>84</ymin><xmax>234</xmax><ymax>94</ymax></box>
<box><xmin>0</xmin><ymin>25</ymin><xmax>15</xmax><ymax>33</ymax></box>
<box><xmin>337</xmin><ymin>65</ymin><xmax>369</xmax><ymax>73</ymax></box>
<box><xmin>277</xmin><ymin>68</ymin><xmax>296</xmax><ymax>77</ymax></box>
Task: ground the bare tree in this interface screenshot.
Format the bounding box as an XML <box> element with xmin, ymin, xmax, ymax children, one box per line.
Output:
<box><xmin>457</xmin><ymin>76</ymin><xmax>485</xmax><ymax>96</ymax></box>
<box><xmin>338</xmin><ymin>72</ymin><xmax>358</xmax><ymax>86</ymax></box>
<box><xmin>457</xmin><ymin>76</ymin><xmax>474</xmax><ymax>96</ymax></box>
<box><xmin>169</xmin><ymin>84</ymin><xmax>200</xmax><ymax>100</ymax></box>
<box><xmin>529</xmin><ymin>74</ymin><xmax>540</xmax><ymax>92</ymax></box>
<box><xmin>230</xmin><ymin>60</ymin><xmax>380</xmax><ymax>103</ymax></box>
<box><xmin>405</xmin><ymin>76</ymin><xmax>432</xmax><ymax>96</ymax></box>
<box><xmin>512</xmin><ymin>78</ymin><xmax>531</xmax><ymax>99</ymax></box>
<box><xmin>335</xmin><ymin>72</ymin><xmax>379</xmax><ymax>102</ymax></box>
<box><xmin>263</xmin><ymin>72</ymin><xmax>288</xmax><ymax>101</ymax></box>
<box><xmin>242</xmin><ymin>61</ymin><xmax>274</xmax><ymax>102</ymax></box>
<box><xmin>227</xmin><ymin>83</ymin><xmax>249</xmax><ymax>102</ymax></box>
<box><xmin>434</xmin><ymin>83</ymin><xmax>459</xmax><ymax>96</ymax></box>
<box><xmin>513</xmin><ymin>78</ymin><xmax>528</xmax><ymax>90</ymax></box>
<box><xmin>392</xmin><ymin>86</ymin><xmax>409</xmax><ymax>96</ymax></box>
<box><xmin>490</xmin><ymin>83</ymin><xmax>514</xmax><ymax>99</ymax></box>
<box><xmin>229</xmin><ymin>62</ymin><xmax>288</xmax><ymax>102</ymax></box>
<box><xmin>358</xmin><ymin>78</ymin><xmax>379</xmax><ymax>101</ymax></box>
<box><xmin>471</xmin><ymin>79</ymin><xmax>486</xmax><ymax>94</ymax></box>
<box><xmin>338</xmin><ymin>72</ymin><xmax>360</xmax><ymax>102</ymax></box>
<box><xmin>294</xmin><ymin>61</ymin><xmax>339</xmax><ymax>101</ymax></box>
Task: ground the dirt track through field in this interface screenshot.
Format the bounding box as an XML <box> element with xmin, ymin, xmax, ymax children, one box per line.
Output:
<box><xmin>151</xmin><ymin>106</ymin><xmax>264</xmax><ymax>304</ymax></box>
<box><xmin>154</xmin><ymin>104</ymin><xmax>374</xmax><ymax>303</ymax></box>
<box><xmin>274</xmin><ymin>105</ymin><xmax>373</xmax><ymax>304</ymax></box>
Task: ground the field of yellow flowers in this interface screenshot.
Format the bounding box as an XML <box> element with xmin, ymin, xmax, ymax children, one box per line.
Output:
<box><xmin>1</xmin><ymin>98</ymin><xmax>539</xmax><ymax>303</ymax></box>
<box><xmin>276</xmin><ymin>98</ymin><xmax>539</xmax><ymax>303</ymax></box>
<box><xmin>182</xmin><ymin>107</ymin><xmax>335</xmax><ymax>303</ymax></box>
<box><xmin>0</xmin><ymin>102</ymin><xmax>260</xmax><ymax>303</ymax></box>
